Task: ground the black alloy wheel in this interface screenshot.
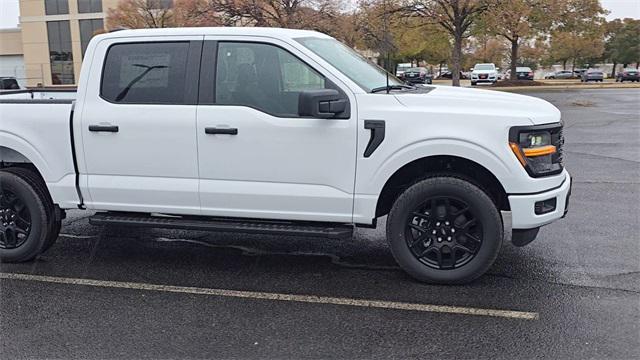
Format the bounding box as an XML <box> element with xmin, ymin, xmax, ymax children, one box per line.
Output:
<box><xmin>386</xmin><ymin>176</ymin><xmax>503</xmax><ymax>284</ymax></box>
<box><xmin>406</xmin><ymin>196</ymin><xmax>482</xmax><ymax>270</ymax></box>
<box><xmin>0</xmin><ymin>170</ymin><xmax>50</xmax><ymax>262</ymax></box>
<box><xmin>0</xmin><ymin>188</ymin><xmax>31</xmax><ymax>249</ymax></box>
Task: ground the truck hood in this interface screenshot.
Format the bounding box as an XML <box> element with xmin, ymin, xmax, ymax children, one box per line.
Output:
<box><xmin>394</xmin><ymin>85</ymin><xmax>561</xmax><ymax>125</ymax></box>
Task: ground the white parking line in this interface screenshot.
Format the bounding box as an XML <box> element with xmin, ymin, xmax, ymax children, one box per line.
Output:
<box><xmin>0</xmin><ymin>272</ymin><xmax>538</xmax><ymax>320</ymax></box>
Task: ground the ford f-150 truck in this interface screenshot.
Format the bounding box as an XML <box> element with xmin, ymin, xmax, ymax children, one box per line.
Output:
<box><xmin>0</xmin><ymin>28</ymin><xmax>571</xmax><ymax>284</ymax></box>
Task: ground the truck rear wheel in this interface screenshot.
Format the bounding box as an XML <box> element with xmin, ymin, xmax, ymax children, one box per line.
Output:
<box><xmin>386</xmin><ymin>176</ymin><xmax>503</xmax><ymax>284</ymax></box>
<box><xmin>0</xmin><ymin>170</ymin><xmax>51</xmax><ymax>262</ymax></box>
<box><xmin>2</xmin><ymin>167</ymin><xmax>61</xmax><ymax>253</ymax></box>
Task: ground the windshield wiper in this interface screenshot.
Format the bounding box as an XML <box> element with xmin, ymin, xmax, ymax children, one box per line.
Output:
<box><xmin>115</xmin><ymin>64</ymin><xmax>168</xmax><ymax>102</ymax></box>
<box><xmin>370</xmin><ymin>84</ymin><xmax>416</xmax><ymax>93</ymax></box>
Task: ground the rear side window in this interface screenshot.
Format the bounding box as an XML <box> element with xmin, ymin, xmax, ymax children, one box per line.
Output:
<box><xmin>101</xmin><ymin>42</ymin><xmax>189</xmax><ymax>104</ymax></box>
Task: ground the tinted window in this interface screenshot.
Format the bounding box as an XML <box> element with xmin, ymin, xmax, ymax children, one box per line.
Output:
<box><xmin>215</xmin><ymin>42</ymin><xmax>327</xmax><ymax>117</ymax></box>
<box><xmin>47</xmin><ymin>21</ymin><xmax>75</xmax><ymax>85</ymax></box>
<box><xmin>101</xmin><ymin>42</ymin><xmax>190</xmax><ymax>104</ymax></box>
<box><xmin>78</xmin><ymin>0</ymin><xmax>102</xmax><ymax>13</ymax></box>
<box><xmin>79</xmin><ymin>18</ymin><xmax>104</xmax><ymax>57</ymax></box>
<box><xmin>0</xmin><ymin>78</ymin><xmax>20</xmax><ymax>90</ymax></box>
<box><xmin>45</xmin><ymin>0</ymin><xmax>69</xmax><ymax>15</ymax></box>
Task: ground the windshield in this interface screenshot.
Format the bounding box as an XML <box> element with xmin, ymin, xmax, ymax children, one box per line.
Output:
<box><xmin>517</xmin><ymin>67</ymin><xmax>531</xmax><ymax>72</ymax></box>
<box><xmin>295</xmin><ymin>37</ymin><xmax>403</xmax><ymax>92</ymax></box>
<box><xmin>407</xmin><ymin>68</ymin><xmax>425</xmax><ymax>72</ymax></box>
<box><xmin>474</xmin><ymin>64</ymin><xmax>494</xmax><ymax>70</ymax></box>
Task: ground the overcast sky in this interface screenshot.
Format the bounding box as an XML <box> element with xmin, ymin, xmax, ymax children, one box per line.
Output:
<box><xmin>0</xmin><ymin>0</ymin><xmax>639</xmax><ymax>29</ymax></box>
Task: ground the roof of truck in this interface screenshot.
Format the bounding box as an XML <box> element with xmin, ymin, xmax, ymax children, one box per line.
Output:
<box><xmin>102</xmin><ymin>27</ymin><xmax>331</xmax><ymax>40</ymax></box>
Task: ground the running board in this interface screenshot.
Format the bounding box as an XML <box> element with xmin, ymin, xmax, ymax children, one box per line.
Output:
<box><xmin>89</xmin><ymin>212</ymin><xmax>354</xmax><ymax>239</ymax></box>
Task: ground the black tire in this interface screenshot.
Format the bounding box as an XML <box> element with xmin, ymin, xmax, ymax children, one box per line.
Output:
<box><xmin>386</xmin><ymin>176</ymin><xmax>503</xmax><ymax>284</ymax></box>
<box><xmin>2</xmin><ymin>167</ymin><xmax>61</xmax><ymax>252</ymax></box>
<box><xmin>0</xmin><ymin>170</ymin><xmax>51</xmax><ymax>262</ymax></box>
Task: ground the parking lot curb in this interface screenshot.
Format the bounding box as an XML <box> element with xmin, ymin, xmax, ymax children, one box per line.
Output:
<box><xmin>487</xmin><ymin>84</ymin><xmax>640</xmax><ymax>92</ymax></box>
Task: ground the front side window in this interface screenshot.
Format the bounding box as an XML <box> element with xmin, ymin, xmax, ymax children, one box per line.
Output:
<box><xmin>47</xmin><ymin>21</ymin><xmax>74</xmax><ymax>85</ymax></box>
<box><xmin>215</xmin><ymin>42</ymin><xmax>328</xmax><ymax>117</ymax></box>
<box><xmin>101</xmin><ymin>42</ymin><xmax>189</xmax><ymax>104</ymax></box>
<box><xmin>45</xmin><ymin>0</ymin><xmax>69</xmax><ymax>15</ymax></box>
<box><xmin>78</xmin><ymin>0</ymin><xmax>102</xmax><ymax>13</ymax></box>
<box><xmin>295</xmin><ymin>37</ymin><xmax>402</xmax><ymax>92</ymax></box>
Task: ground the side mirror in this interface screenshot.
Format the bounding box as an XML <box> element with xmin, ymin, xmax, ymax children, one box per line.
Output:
<box><xmin>298</xmin><ymin>89</ymin><xmax>347</xmax><ymax>119</ymax></box>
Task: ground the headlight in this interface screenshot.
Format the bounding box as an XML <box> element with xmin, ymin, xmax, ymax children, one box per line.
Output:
<box><xmin>509</xmin><ymin>124</ymin><xmax>564</xmax><ymax>177</ymax></box>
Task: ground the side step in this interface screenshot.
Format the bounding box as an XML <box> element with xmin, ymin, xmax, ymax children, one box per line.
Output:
<box><xmin>89</xmin><ymin>212</ymin><xmax>354</xmax><ymax>239</ymax></box>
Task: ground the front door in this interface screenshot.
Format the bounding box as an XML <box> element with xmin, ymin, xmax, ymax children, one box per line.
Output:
<box><xmin>80</xmin><ymin>38</ymin><xmax>202</xmax><ymax>214</ymax></box>
<box><xmin>196</xmin><ymin>39</ymin><xmax>357</xmax><ymax>223</ymax></box>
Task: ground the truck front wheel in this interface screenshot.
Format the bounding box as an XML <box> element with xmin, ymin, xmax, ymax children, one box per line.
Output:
<box><xmin>386</xmin><ymin>176</ymin><xmax>503</xmax><ymax>284</ymax></box>
<box><xmin>0</xmin><ymin>170</ymin><xmax>51</xmax><ymax>262</ymax></box>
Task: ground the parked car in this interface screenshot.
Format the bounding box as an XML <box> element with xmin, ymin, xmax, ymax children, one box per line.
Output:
<box><xmin>396</xmin><ymin>63</ymin><xmax>412</xmax><ymax>78</ymax></box>
<box><xmin>470</xmin><ymin>63</ymin><xmax>498</xmax><ymax>85</ymax></box>
<box><xmin>402</xmin><ymin>67</ymin><xmax>433</xmax><ymax>84</ymax></box>
<box><xmin>0</xmin><ymin>27</ymin><xmax>570</xmax><ymax>284</ymax></box>
<box><xmin>616</xmin><ymin>68</ymin><xmax>639</xmax><ymax>82</ymax></box>
<box><xmin>437</xmin><ymin>71</ymin><xmax>468</xmax><ymax>80</ymax></box>
<box><xmin>0</xmin><ymin>77</ymin><xmax>20</xmax><ymax>90</ymax></box>
<box><xmin>545</xmin><ymin>70</ymin><xmax>573</xmax><ymax>79</ymax></box>
<box><xmin>515</xmin><ymin>67</ymin><xmax>534</xmax><ymax>80</ymax></box>
<box><xmin>581</xmin><ymin>69</ymin><xmax>604</xmax><ymax>82</ymax></box>
<box><xmin>573</xmin><ymin>69</ymin><xmax>587</xmax><ymax>78</ymax></box>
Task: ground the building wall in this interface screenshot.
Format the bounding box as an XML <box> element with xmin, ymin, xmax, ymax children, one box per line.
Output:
<box><xmin>0</xmin><ymin>28</ymin><xmax>23</xmax><ymax>55</ymax></box>
<box><xmin>18</xmin><ymin>0</ymin><xmax>120</xmax><ymax>87</ymax></box>
<box><xmin>0</xmin><ymin>29</ymin><xmax>26</xmax><ymax>87</ymax></box>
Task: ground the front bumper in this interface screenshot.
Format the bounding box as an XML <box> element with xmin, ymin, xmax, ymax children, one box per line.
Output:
<box><xmin>509</xmin><ymin>172</ymin><xmax>571</xmax><ymax>229</ymax></box>
<box><xmin>472</xmin><ymin>77</ymin><xmax>496</xmax><ymax>83</ymax></box>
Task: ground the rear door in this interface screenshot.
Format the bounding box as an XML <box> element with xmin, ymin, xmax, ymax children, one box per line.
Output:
<box><xmin>195</xmin><ymin>37</ymin><xmax>358</xmax><ymax>223</ymax></box>
<box><xmin>79</xmin><ymin>37</ymin><xmax>203</xmax><ymax>214</ymax></box>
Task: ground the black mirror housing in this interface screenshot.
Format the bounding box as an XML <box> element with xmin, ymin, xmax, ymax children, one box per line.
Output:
<box><xmin>298</xmin><ymin>89</ymin><xmax>348</xmax><ymax>119</ymax></box>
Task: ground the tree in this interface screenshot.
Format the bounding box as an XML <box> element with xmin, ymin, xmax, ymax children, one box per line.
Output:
<box><xmin>605</xmin><ymin>18</ymin><xmax>640</xmax><ymax>75</ymax></box>
<box><xmin>548</xmin><ymin>30</ymin><xmax>604</xmax><ymax>71</ymax></box>
<box><xmin>404</xmin><ymin>0</ymin><xmax>488</xmax><ymax>86</ymax></box>
<box><xmin>469</xmin><ymin>36</ymin><xmax>506</xmax><ymax>67</ymax></box>
<box><xmin>209</xmin><ymin>0</ymin><xmax>342</xmax><ymax>31</ymax></box>
<box><xmin>106</xmin><ymin>0</ymin><xmax>224</xmax><ymax>28</ymax></box>
<box><xmin>482</xmin><ymin>0</ymin><xmax>555</xmax><ymax>80</ymax></box>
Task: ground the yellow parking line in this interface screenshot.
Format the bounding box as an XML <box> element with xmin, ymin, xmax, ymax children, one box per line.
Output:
<box><xmin>0</xmin><ymin>272</ymin><xmax>538</xmax><ymax>320</ymax></box>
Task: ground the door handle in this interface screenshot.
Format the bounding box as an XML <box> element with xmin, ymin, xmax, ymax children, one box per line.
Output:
<box><xmin>89</xmin><ymin>125</ymin><xmax>119</xmax><ymax>132</ymax></box>
<box><xmin>205</xmin><ymin>127</ymin><xmax>238</xmax><ymax>135</ymax></box>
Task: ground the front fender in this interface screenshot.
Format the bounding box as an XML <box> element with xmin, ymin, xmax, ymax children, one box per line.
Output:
<box><xmin>360</xmin><ymin>138</ymin><xmax>517</xmax><ymax>197</ymax></box>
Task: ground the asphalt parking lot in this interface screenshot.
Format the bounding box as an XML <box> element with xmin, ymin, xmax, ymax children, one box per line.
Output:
<box><xmin>1</xmin><ymin>89</ymin><xmax>639</xmax><ymax>359</ymax></box>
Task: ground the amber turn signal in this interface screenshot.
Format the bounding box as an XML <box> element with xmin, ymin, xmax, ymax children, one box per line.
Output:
<box><xmin>522</xmin><ymin>145</ymin><xmax>557</xmax><ymax>157</ymax></box>
<box><xmin>509</xmin><ymin>142</ymin><xmax>527</xmax><ymax>166</ymax></box>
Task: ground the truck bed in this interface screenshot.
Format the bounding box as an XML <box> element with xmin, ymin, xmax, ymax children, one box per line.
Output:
<box><xmin>0</xmin><ymin>89</ymin><xmax>79</xmax><ymax>208</ymax></box>
<box><xmin>0</xmin><ymin>89</ymin><xmax>76</xmax><ymax>103</ymax></box>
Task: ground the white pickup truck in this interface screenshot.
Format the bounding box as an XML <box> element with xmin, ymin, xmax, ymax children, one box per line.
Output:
<box><xmin>0</xmin><ymin>28</ymin><xmax>571</xmax><ymax>283</ymax></box>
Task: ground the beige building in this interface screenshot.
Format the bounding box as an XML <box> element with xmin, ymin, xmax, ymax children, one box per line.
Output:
<box><xmin>1</xmin><ymin>0</ymin><xmax>121</xmax><ymax>87</ymax></box>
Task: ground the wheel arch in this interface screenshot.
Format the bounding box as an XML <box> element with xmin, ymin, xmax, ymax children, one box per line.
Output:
<box><xmin>0</xmin><ymin>141</ymin><xmax>50</xmax><ymax>184</ymax></box>
<box><xmin>375</xmin><ymin>155</ymin><xmax>510</xmax><ymax>218</ymax></box>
